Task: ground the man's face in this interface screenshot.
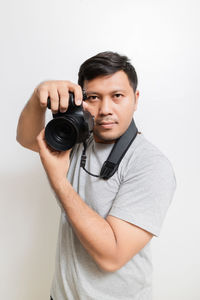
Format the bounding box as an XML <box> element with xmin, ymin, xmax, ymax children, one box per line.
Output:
<box><xmin>83</xmin><ymin>70</ymin><xmax>139</xmax><ymax>143</ymax></box>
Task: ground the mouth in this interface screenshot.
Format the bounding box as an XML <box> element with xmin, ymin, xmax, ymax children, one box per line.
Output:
<box><xmin>96</xmin><ymin>120</ymin><xmax>118</xmax><ymax>129</ymax></box>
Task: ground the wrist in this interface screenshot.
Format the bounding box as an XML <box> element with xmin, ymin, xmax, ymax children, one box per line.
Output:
<box><xmin>52</xmin><ymin>176</ymin><xmax>70</xmax><ymax>194</ymax></box>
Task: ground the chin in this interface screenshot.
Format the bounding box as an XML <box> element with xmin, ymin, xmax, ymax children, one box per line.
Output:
<box><xmin>93</xmin><ymin>130</ymin><xmax>123</xmax><ymax>143</ymax></box>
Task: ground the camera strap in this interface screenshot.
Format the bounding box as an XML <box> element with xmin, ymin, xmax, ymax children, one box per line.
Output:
<box><xmin>80</xmin><ymin>119</ymin><xmax>138</xmax><ymax>180</ymax></box>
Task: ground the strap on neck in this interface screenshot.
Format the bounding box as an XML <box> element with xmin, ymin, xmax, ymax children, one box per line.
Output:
<box><xmin>100</xmin><ymin>119</ymin><xmax>138</xmax><ymax>179</ymax></box>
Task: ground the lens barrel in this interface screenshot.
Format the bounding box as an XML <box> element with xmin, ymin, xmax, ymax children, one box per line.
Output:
<box><xmin>45</xmin><ymin>116</ymin><xmax>80</xmax><ymax>151</ymax></box>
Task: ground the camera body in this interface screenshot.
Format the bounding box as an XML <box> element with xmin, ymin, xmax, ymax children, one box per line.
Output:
<box><xmin>45</xmin><ymin>92</ymin><xmax>94</xmax><ymax>151</ymax></box>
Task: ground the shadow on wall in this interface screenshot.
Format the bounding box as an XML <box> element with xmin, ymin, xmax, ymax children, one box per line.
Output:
<box><xmin>1</xmin><ymin>164</ymin><xmax>60</xmax><ymax>300</ymax></box>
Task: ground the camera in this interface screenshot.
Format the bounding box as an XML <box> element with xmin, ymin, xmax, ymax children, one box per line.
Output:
<box><xmin>45</xmin><ymin>92</ymin><xmax>94</xmax><ymax>151</ymax></box>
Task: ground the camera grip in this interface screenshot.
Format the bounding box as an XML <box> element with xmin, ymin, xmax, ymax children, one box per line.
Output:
<box><xmin>47</xmin><ymin>92</ymin><xmax>85</xmax><ymax>111</ymax></box>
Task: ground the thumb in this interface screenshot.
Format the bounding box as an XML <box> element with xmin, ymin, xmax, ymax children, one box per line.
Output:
<box><xmin>83</xmin><ymin>101</ymin><xmax>89</xmax><ymax>111</ymax></box>
<box><xmin>36</xmin><ymin>129</ymin><xmax>46</xmax><ymax>150</ymax></box>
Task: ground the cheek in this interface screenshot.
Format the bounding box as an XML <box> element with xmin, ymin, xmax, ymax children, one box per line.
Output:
<box><xmin>117</xmin><ymin>103</ymin><xmax>134</xmax><ymax>120</ymax></box>
<box><xmin>86</xmin><ymin>103</ymin><xmax>99</xmax><ymax>118</ymax></box>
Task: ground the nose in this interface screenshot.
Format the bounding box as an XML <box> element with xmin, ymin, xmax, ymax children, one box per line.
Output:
<box><xmin>99</xmin><ymin>97</ymin><xmax>112</xmax><ymax>116</ymax></box>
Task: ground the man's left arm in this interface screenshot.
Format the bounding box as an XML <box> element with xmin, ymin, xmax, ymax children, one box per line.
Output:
<box><xmin>37</xmin><ymin>130</ymin><xmax>153</xmax><ymax>272</ymax></box>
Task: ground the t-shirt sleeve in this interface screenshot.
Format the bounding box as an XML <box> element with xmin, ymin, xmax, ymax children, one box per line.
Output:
<box><xmin>108</xmin><ymin>154</ymin><xmax>177</xmax><ymax>237</ymax></box>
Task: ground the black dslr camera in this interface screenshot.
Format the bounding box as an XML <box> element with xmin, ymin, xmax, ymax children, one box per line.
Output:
<box><xmin>45</xmin><ymin>92</ymin><xmax>94</xmax><ymax>151</ymax></box>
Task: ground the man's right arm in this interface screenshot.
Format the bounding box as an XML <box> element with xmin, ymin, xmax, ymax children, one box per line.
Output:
<box><xmin>16</xmin><ymin>80</ymin><xmax>84</xmax><ymax>152</ymax></box>
<box><xmin>16</xmin><ymin>89</ymin><xmax>46</xmax><ymax>152</ymax></box>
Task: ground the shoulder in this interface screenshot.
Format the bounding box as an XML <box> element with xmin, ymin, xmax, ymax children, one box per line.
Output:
<box><xmin>118</xmin><ymin>133</ymin><xmax>176</xmax><ymax>185</ymax></box>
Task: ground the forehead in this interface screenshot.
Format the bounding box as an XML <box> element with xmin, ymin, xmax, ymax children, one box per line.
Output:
<box><xmin>83</xmin><ymin>70</ymin><xmax>133</xmax><ymax>93</ymax></box>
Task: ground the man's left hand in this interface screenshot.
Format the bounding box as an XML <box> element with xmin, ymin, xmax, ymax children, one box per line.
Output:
<box><xmin>36</xmin><ymin>129</ymin><xmax>71</xmax><ymax>190</ymax></box>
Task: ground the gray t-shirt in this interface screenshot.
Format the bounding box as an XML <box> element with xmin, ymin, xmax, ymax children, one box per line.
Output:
<box><xmin>50</xmin><ymin>133</ymin><xmax>176</xmax><ymax>300</ymax></box>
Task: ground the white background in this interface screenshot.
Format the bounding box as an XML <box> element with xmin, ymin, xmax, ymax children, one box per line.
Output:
<box><xmin>0</xmin><ymin>0</ymin><xmax>199</xmax><ymax>299</ymax></box>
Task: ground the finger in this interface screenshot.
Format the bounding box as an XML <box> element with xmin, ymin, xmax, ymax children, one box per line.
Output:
<box><xmin>82</xmin><ymin>101</ymin><xmax>89</xmax><ymax>111</ymax></box>
<box><xmin>37</xmin><ymin>129</ymin><xmax>52</xmax><ymax>154</ymax></box>
<box><xmin>36</xmin><ymin>129</ymin><xmax>45</xmax><ymax>149</ymax></box>
<box><xmin>58</xmin><ymin>88</ymin><xmax>69</xmax><ymax>113</ymax></box>
<box><xmin>37</xmin><ymin>129</ymin><xmax>61</xmax><ymax>156</ymax></box>
<box><xmin>39</xmin><ymin>128</ymin><xmax>45</xmax><ymax>139</ymax></box>
<box><xmin>49</xmin><ymin>89</ymin><xmax>60</xmax><ymax>114</ymax></box>
<box><xmin>68</xmin><ymin>83</ymin><xmax>83</xmax><ymax>106</ymax></box>
<box><xmin>73</xmin><ymin>85</ymin><xmax>83</xmax><ymax>106</ymax></box>
<box><xmin>38</xmin><ymin>89</ymin><xmax>48</xmax><ymax>108</ymax></box>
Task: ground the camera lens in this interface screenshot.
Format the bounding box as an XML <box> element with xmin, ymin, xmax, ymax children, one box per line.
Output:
<box><xmin>55</xmin><ymin>124</ymin><xmax>71</xmax><ymax>140</ymax></box>
<box><xmin>45</xmin><ymin>117</ymin><xmax>78</xmax><ymax>151</ymax></box>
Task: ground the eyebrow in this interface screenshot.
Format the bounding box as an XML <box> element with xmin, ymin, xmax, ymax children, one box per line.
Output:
<box><xmin>85</xmin><ymin>89</ymin><xmax>127</xmax><ymax>95</ymax></box>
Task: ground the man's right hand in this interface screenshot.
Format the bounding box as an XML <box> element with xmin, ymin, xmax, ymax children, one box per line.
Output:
<box><xmin>35</xmin><ymin>80</ymin><xmax>84</xmax><ymax>114</ymax></box>
<box><xmin>17</xmin><ymin>80</ymin><xmax>85</xmax><ymax>152</ymax></box>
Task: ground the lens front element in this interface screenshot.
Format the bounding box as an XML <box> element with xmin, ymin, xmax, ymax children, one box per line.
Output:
<box><xmin>45</xmin><ymin>117</ymin><xmax>78</xmax><ymax>151</ymax></box>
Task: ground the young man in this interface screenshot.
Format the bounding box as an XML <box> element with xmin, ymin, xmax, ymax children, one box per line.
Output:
<box><xmin>17</xmin><ymin>51</ymin><xmax>176</xmax><ymax>300</ymax></box>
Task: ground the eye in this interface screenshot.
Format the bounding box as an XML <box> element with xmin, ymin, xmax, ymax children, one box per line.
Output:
<box><xmin>113</xmin><ymin>93</ymin><xmax>123</xmax><ymax>99</ymax></box>
<box><xmin>86</xmin><ymin>95</ymin><xmax>99</xmax><ymax>101</ymax></box>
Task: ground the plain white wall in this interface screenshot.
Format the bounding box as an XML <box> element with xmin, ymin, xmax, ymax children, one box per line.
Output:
<box><xmin>1</xmin><ymin>0</ymin><xmax>200</xmax><ymax>299</ymax></box>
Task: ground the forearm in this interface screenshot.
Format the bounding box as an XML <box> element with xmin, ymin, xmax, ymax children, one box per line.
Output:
<box><xmin>54</xmin><ymin>179</ymin><xmax>118</xmax><ymax>271</ymax></box>
<box><xmin>16</xmin><ymin>90</ymin><xmax>46</xmax><ymax>151</ymax></box>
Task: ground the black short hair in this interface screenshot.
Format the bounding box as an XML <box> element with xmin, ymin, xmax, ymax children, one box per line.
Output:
<box><xmin>78</xmin><ymin>51</ymin><xmax>138</xmax><ymax>92</ymax></box>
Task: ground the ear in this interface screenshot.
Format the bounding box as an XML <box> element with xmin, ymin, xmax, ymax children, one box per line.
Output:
<box><xmin>133</xmin><ymin>90</ymin><xmax>139</xmax><ymax>112</ymax></box>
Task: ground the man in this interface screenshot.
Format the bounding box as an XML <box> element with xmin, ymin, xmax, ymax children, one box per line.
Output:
<box><xmin>16</xmin><ymin>51</ymin><xmax>176</xmax><ymax>300</ymax></box>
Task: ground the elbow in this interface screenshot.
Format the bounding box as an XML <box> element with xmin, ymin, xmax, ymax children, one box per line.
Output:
<box><xmin>16</xmin><ymin>133</ymin><xmax>25</xmax><ymax>148</ymax></box>
<box><xmin>16</xmin><ymin>133</ymin><xmax>26</xmax><ymax>148</ymax></box>
<box><xmin>16</xmin><ymin>134</ymin><xmax>38</xmax><ymax>152</ymax></box>
<box><xmin>95</xmin><ymin>256</ymin><xmax>123</xmax><ymax>273</ymax></box>
<box><xmin>16</xmin><ymin>132</ymin><xmax>22</xmax><ymax>146</ymax></box>
<box><xmin>92</xmin><ymin>245</ymin><xmax>125</xmax><ymax>273</ymax></box>
<box><xmin>16</xmin><ymin>128</ymin><xmax>25</xmax><ymax>147</ymax></box>
<box><xmin>99</xmin><ymin>264</ymin><xmax>120</xmax><ymax>273</ymax></box>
